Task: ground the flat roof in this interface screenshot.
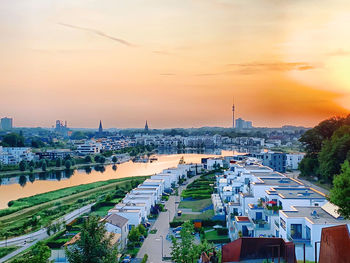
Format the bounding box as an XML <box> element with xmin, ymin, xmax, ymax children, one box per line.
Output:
<box><xmin>244</xmin><ymin>165</ymin><xmax>273</xmax><ymax>171</ymax></box>
<box><xmin>253</xmin><ymin>177</ymin><xmax>303</xmax><ymax>187</ymax></box>
<box><xmin>124</xmin><ymin>195</ymin><xmax>152</xmax><ymax>200</ymax></box>
<box><xmin>267</xmin><ymin>187</ymin><xmax>326</xmax><ymax>199</ymax></box>
<box><xmin>281</xmin><ymin>206</ymin><xmax>350</xmax><ymax>224</ymax></box>
<box><xmin>250</xmin><ymin>172</ymin><xmax>284</xmax><ymax>177</ymax></box>
<box><xmin>144</xmin><ymin>179</ymin><xmax>164</xmax><ymax>183</ymax></box>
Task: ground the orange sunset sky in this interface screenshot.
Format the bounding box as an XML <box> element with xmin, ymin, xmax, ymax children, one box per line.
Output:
<box><xmin>1</xmin><ymin>0</ymin><xmax>350</xmax><ymax>128</ymax></box>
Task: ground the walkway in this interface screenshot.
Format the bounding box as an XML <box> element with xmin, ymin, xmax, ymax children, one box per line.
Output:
<box><xmin>284</xmin><ymin>171</ymin><xmax>330</xmax><ymax>195</ymax></box>
<box><xmin>136</xmin><ymin>174</ymin><xmax>201</xmax><ymax>263</ymax></box>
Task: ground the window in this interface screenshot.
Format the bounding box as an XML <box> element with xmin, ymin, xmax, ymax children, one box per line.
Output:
<box><xmin>306</xmin><ymin>226</ymin><xmax>311</xmax><ymax>240</ymax></box>
<box><xmin>290</xmin><ymin>224</ymin><xmax>302</xmax><ymax>239</ymax></box>
<box><xmin>280</xmin><ymin>218</ymin><xmax>286</xmax><ymax>230</ymax></box>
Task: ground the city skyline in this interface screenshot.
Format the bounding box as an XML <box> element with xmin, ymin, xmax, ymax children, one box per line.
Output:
<box><xmin>1</xmin><ymin>0</ymin><xmax>350</xmax><ymax>128</ymax></box>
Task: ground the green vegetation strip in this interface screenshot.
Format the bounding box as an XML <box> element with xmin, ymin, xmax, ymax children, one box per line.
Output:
<box><xmin>178</xmin><ymin>198</ymin><xmax>212</xmax><ymax>212</ymax></box>
<box><xmin>0</xmin><ymin>176</ymin><xmax>148</xmax><ymax>240</ymax></box>
<box><xmin>0</xmin><ymin>246</ymin><xmax>18</xmax><ymax>258</ymax></box>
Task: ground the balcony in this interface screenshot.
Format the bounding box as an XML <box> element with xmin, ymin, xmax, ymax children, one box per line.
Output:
<box><xmin>287</xmin><ymin>234</ymin><xmax>311</xmax><ymax>245</ymax></box>
<box><xmin>252</xmin><ymin>219</ymin><xmax>270</xmax><ymax>230</ymax></box>
<box><xmin>263</xmin><ymin>205</ymin><xmax>282</xmax><ymax>216</ymax></box>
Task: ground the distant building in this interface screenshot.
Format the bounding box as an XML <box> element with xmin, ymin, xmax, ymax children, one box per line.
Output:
<box><xmin>235</xmin><ymin>118</ymin><xmax>253</xmax><ymax>129</ymax></box>
<box><xmin>1</xmin><ymin>117</ymin><xmax>13</xmax><ymax>130</ymax></box>
<box><xmin>262</xmin><ymin>152</ymin><xmax>287</xmax><ymax>173</ymax></box>
<box><xmin>0</xmin><ymin>146</ymin><xmax>35</xmax><ymax>165</ymax></box>
<box><xmin>55</xmin><ymin>120</ymin><xmax>69</xmax><ymax>136</ymax></box>
<box><xmin>98</xmin><ymin>120</ymin><xmax>103</xmax><ymax>135</ymax></box>
<box><xmin>144</xmin><ymin>120</ymin><xmax>149</xmax><ymax>133</ymax></box>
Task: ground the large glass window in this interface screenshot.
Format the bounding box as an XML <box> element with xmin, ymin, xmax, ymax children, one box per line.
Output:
<box><xmin>306</xmin><ymin>226</ymin><xmax>311</xmax><ymax>240</ymax></box>
<box><xmin>291</xmin><ymin>224</ymin><xmax>302</xmax><ymax>239</ymax></box>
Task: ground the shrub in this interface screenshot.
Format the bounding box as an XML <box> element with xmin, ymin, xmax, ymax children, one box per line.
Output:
<box><xmin>8</xmin><ymin>200</ymin><xmax>14</xmax><ymax>207</ymax></box>
<box><xmin>141</xmin><ymin>254</ymin><xmax>148</xmax><ymax>263</ymax></box>
<box><xmin>217</xmin><ymin>228</ymin><xmax>228</xmax><ymax>236</ymax></box>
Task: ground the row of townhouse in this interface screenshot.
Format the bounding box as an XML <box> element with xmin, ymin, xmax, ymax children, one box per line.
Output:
<box><xmin>217</xmin><ymin>159</ymin><xmax>350</xmax><ymax>262</ymax></box>
<box><xmin>102</xmin><ymin>162</ymin><xmax>201</xmax><ymax>249</ymax></box>
<box><xmin>0</xmin><ymin>146</ymin><xmax>35</xmax><ymax>165</ymax></box>
<box><xmin>74</xmin><ymin>138</ymin><xmax>135</xmax><ymax>155</ymax></box>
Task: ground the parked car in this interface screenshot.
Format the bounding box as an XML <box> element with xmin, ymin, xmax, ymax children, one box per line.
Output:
<box><xmin>172</xmin><ymin>226</ymin><xmax>182</xmax><ymax>233</ymax></box>
<box><xmin>122</xmin><ymin>255</ymin><xmax>131</xmax><ymax>263</ymax></box>
<box><xmin>143</xmin><ymin>222</ymin><xmax>151</xmax><ymax>228</ymax></box>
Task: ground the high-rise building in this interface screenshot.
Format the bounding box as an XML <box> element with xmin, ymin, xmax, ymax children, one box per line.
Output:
<box><xmin>232</xmin><ymin>97</ymin><xmax>235</xmax><ymax>129</ymax></box>
<box><xmin>235</xmin><ymin>118</ymin><xmax>253</xmax><ymax>129</ymax></box>
<box><xmin>1</xmin><ymin>117</ymin><xmax>13</xmax><ymax>130</ymax></box>
<box><xmin>144</xmin><ymin>120</ymin><xmax>149</xmax><ymax>132</ymax></box>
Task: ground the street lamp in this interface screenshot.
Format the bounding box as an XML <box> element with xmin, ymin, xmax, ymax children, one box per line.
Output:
<box><xmin>160</xmin><ymin>235</ymin><xmax>164</xmax><ymax>259</ymax></box>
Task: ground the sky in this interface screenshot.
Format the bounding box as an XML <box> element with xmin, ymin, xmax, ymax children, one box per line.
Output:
<box><xmin>1</xmin><ymin>0</ymin><xmax>350</xmax><ymax>129</ymax></box>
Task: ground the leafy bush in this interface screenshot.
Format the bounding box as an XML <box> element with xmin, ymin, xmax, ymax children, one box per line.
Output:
<box><xmin>217</xmin><ymin>228</ymin><xmax>228</xmax><ymax>236</ymax></box>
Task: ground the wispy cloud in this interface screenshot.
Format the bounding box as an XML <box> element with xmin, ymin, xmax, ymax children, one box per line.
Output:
<box><xmin>58</xmin><ymin>23</ymin><xmax>133</xmax><ymax>47</ymax></box>
<box><xmin>327</xmin><ymin>48</ymin><xmax>350</xmax><ymax>56</ymax></box>
<box><xmin>226</xmin><ymin>62</ymin><xmax>315</xmax><ymax>73</ymax></box>
<box><xmin>194</xmin><ymin>61</ymin><xmax>316</xmax><ymax>77</ymax></box>
<box><xmin>160</xmin><ymin>73</ymin><xmax>176</xmax><ymax>76</ymax></box>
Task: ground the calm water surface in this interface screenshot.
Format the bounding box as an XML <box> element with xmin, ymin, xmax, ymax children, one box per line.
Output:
<box><xmin>0</xmin><ymin>151</ymin><xmax>235</xmax><ymax>209</ymax></box>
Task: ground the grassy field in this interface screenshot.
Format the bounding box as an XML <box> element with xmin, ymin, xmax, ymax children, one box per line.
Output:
<box><xmin>174</xmin><ymin>209</ymin><xmax>214</xmax><ymax>222</ymax></box>
<box><xmin>90</xmin><ymin>204</ymin><xmax>115</xmax><ymax>217</ymax></box>
<box><xmin>0</xmin><ymin>246</ymin><xmax>18</xmax><ymax>258</ymax></box>
<box><xmin>178</xmin><ymin>198</ymin><xmax>212</xmax><ymax>212</ymax></box>
<box><xmin>0</xmin><ymin>176</ymin><xmax>148</xmax><ymax>240</ymax></box>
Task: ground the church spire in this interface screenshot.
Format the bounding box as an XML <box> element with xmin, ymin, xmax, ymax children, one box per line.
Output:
<box><xmin>98</xmin><ymin>120</ymin><xmax>103</xmax><ymax>134</ymax></box>
<box><xmin>144</xmin><ymin>120</ymin><xmax>149</xmax><ymax>132</ymax></box>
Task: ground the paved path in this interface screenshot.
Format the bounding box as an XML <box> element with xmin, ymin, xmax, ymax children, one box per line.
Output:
<box><xmin>136</xmin><ymin>174</ymin><xmax>201</xmax><ymax>263</ymax></box>
<box><xmin>0</xmin><ymin>203</ymin><xmax>93</xmax><ymax>262</ymax></box>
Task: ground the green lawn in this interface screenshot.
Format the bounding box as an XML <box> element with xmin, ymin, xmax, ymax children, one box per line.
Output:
<box><xmin>204</xmin><ymin>230</ymin><xmax>223</xmax><ymax>241</ymax></box>
<box><xmin>178</xmin><ymin>198</ymin><xmax>212</xmax><ymax>212</ymax></box>
<box><xmin>0</xmin><ymin>246</ymin><xmax>18</xmax><ymax>258</ymax></box>
<box><xmin>174</xmin><ymin>209</ymin><xmax>214</xmax><ymax>222</ymax></box>
<box><xmin>90</xmin><ymin>205</ymin><xmax>115</xmax><ymax>217</ymax></box>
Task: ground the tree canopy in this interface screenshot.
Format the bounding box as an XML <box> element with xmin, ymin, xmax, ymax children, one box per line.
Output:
<box><xmin>1</xmin><ymin>133</ymin><xmax>25</xmax><ymax>147</ymax></box>
<box><xmin>65</xmin><ymin>216</ymin><xmax>119</xmax><ymax>263</ymax></box>
<box><xmin>329</xmin><ymin>161</ymin><xmax>350</xmax><ymax>219</ymax></box>
<box><xmin>299</xmin><ymin>115</ymin><xmax>350</xmax><ymax>183</ymax></box>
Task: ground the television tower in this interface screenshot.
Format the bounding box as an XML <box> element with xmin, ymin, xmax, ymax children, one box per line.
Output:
<box><xmin>232</xmin><ymin>97</ymin><xmax>235</xmax><ymax>129</ymax></box>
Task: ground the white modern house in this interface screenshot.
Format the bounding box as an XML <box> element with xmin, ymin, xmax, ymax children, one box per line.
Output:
<box><xmin>0</xmin><ymin>146</ymin><xmax>35</xmax><ymax>165</ymax></box>
<box><xmin>76</xmin><ymin>140</ymin><xmax>101</xmax><ymax>155</ymax></box>
<box><xmin>279</xmin><ymin>202</ymin><xmax>350</xmax><ymax>261</ymax></box>
<box><xmin>122</xmin><ymin>194</ymin><xmax>154</xmax><ymax>214</ymax></box>
<box><xmin>141</xmin><ymin>179</ymin><xmax>165</xmax><ymax>194</ymax></box>
<box><xmin>109</xmin><ymin>209</ymin><xmax>142</xmax><ymax>229</ymax></box>
<box><xmin>286</xmin><ymin>153</ymin><xmax>305</xmax><ymax>170</ymax></box>
<box><xmin>104</xmin><ymin>214</ymin><xmax>129</xmax><ymax>249</ymax></box>
<box><xmin>151</xmin><ymin>173</ymin><xmax>175</xmax><ymax>190</ymax></box>
<box><xmin>111</xmin><ymin>202</ymin><xmax>148</xmax><ymax>220</ymax></box>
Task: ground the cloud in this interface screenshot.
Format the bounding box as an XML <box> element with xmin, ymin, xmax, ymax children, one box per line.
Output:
<box><xmin>160</xmin><ymin>73</ymin><xmax>176</xmax><ymax>76</ymax></box>
<box><xmin>58</xmin><ymin>23</ymin><xmax>133</xmax><ymax>47</ymax></box>
<box><xmin>226</xmin><ymin>62</ymin><xmax>315</xmax><ymax>74</ymax></box>
<box><xmin>327</xmin><ymin>48</ymin><xmax>350</xmax><ymax>56</ymax></box>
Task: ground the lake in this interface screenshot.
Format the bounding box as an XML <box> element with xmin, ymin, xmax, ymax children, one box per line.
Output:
<box><xmin>0</xmin><ymin>150</ymin><xmax>236</xmax><ymax>209</ymax></box>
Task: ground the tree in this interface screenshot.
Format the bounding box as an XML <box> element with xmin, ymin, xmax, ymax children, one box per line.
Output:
<box><xmin>329</xmin><ymin>161</ymin><xmax>350</xmax><ymax>219</ymax></box>
<box><xmin>65</xmin><ymin>216</ymin><xmax>119</xmax><ymax>263</ymax></box>
<box><xmin>70</xmin><ymin>131</ymin><xmax>87</xmax><ymax>140</ymax></box>
<box><xmin>318</xmin><ymin>126</ymin><xmax>350</xmax><ymax>183</ymax></box>
<box><xmin>84</xmin><ymin>155</ymin><xmax>92</xmax><ymax>163</ymax></box>
<box><xmin>137</xmin><ymin>224</ymin><xmax>146</xmax><ymax>236</ymax></box>
<box><xmin>19</xmin><ymin>160</ymin><xmax>27</xmax><ymax>171</ymax></box>
<box><xmin>12</xmin><ymin>242</ymin><xmax>51</xmax><ymax>263</ymax></box>
<box><xmin>65</xmin><ymin>160</ymin><xmax>72</xmax><ymax>170</ymax></box>
<box><xmin>128</xmin><ymin>226</ymin><xmax>140</xmax><ymax>243</ymax></box>
<box><xmin>1</xmin><ymin>133</ymin><xmax>25</xmax><ymax>147</ymax></box>
<box><xmin>171</xmin><ymin>221</ymin><xmax>198</xmax><ymax>263</ymax></box>
<box><xmin>56</xmin><ymin>158</ymin><xmax>62</xmax><ymax>167</ymax></box>
<box><xmin>41</xmin><ymin>161</ymin><xmax>47</xmax><ymax>172</ymax></box>
<box><xmin>112</xmin><ymin>156</ymin><xmax>117</xmax><ymax>163</ymax></box>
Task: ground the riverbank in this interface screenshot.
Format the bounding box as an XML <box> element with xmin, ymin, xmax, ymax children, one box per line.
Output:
<box><xmin>0</xmin><ymin>176</ymin><xmax>149</xmax><ymax>240</ymax></box>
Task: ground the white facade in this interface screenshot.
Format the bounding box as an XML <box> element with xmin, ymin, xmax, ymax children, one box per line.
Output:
<box><xmin>286</xmin><ymin>153</ymin><xmax>305</xmax><ymax>170</ymax></box>
<box><xmin>76</xmin><ymin>140</ymin><xmax>101</xmax><ymax>155</ymax></box>
<box><xmin>0</xmin><ymin>147</ymin><xmax>35</xmax><ymax>165</ymax></box>
<box><xmin>108</xmin><ymin>210</ymin><xmax>142</xmax><ymax>229</ymax></box>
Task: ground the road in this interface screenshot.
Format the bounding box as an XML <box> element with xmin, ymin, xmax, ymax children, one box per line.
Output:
<box><xmin>136</xmin><ymin>174</ymin><xmax>201</xmax><ymax>263</ymax></box>
<box><xmin>284</xmin><ymin>171</ymin><xmax>329</xmax><ymax>195</ymax></box>
<box><xmin>0</xmin><ymin>203</ymin><xmax>94</xmax><ymax>263</ymax></box>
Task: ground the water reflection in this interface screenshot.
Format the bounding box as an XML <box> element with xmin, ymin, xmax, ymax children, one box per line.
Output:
<box><xmin>0</xmin><ymin>151</ymin><xmax>235</xmax><ymax>209</ymax></box>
